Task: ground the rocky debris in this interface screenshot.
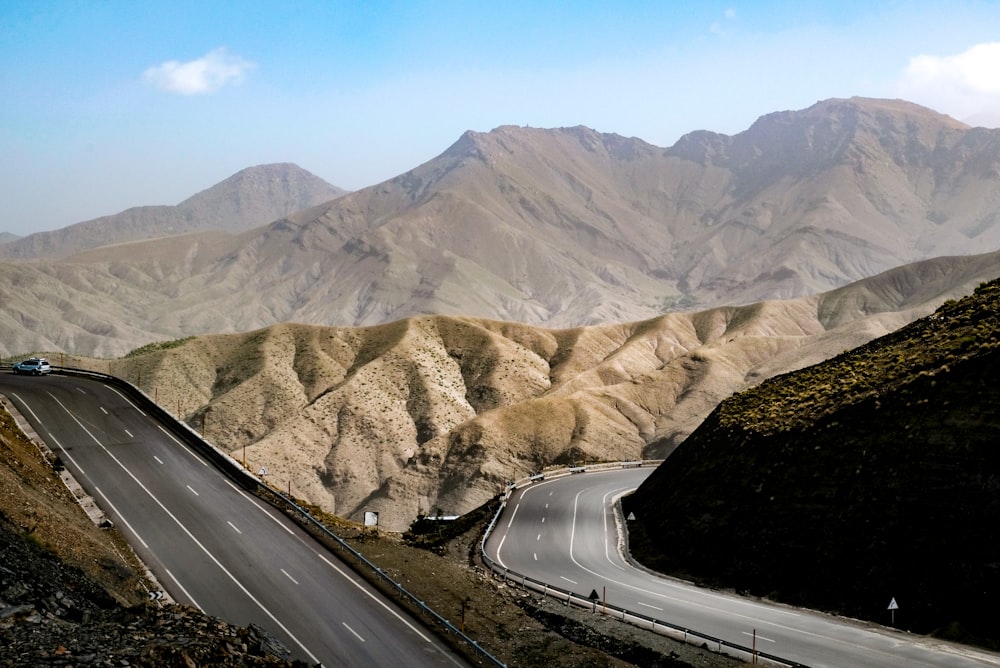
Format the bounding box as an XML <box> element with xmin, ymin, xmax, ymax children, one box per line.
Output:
<box><xmin>0</xmin><ymin>528</ymin><xmax>305</xmax><ymax>668</ymax></box>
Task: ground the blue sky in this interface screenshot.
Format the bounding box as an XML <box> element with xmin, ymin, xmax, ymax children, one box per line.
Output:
<box><xmin>3</xmin><ymin>1</ymin><xmax>1000</xmax><ymax>236</ymax></box>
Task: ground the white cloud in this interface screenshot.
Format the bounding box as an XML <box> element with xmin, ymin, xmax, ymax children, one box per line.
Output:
<box><xmin>710</xmin><ymin>8</ymin><xmax>737</xmax><ymax>37</ymax></box>
<box><xmin>143</xmin><ymin>48</ymin><xmax>256</xmax><ymax>95</ymax></box>
<box><xmin>896</xmin><ymin>42</ymin><xmax>1000</xmax><ymax>126</ymax></box>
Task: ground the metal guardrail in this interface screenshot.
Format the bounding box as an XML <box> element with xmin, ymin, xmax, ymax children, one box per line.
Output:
<box><xmin>41</xmin><ymin>366</ymin><xmax>507</xmax><ymax>668</ymax></box>
<box><xmin>260</xmin><ymin>488</ymin><xmax>506</xmax><ymax>667</ymax></box>
<box><xmin>9</xmin><ymin>364</ymin><xmax>805</xmax><ymax>665</ymax></box>
<box><xmin>478</xmin><ymin>463</ymin><xmax>810</xmax><ymax>668</ymax></box>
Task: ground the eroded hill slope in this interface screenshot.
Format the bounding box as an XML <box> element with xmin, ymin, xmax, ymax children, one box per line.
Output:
<box><xmin>59</xmin><ymin>252</ymin><xmax>998</xmax><ymax>531</ymax></box>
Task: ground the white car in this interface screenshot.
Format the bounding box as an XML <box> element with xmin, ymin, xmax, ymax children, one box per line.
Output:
<box><xmin>12</xmin><ymin>358</ymin><xmax>51</xmax><ymax>375</ymax></box>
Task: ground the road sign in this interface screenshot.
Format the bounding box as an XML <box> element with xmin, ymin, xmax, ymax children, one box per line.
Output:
<box><xmin>627</xmin><ymin>512</ymin><xmax>636</xmax><ymax>520</ymax></box>
<box><xmin>588</xmin><ymin>589</ymin><xmax>600</xmax><ymax>612</ymax></box>
<box><xmin>888</xmin><ymin>597</ymin><xmax>898</xmax><ymax>625</ymax></box>
<box><xmin>888</xmin><ymin>597</ymin><xmax>898</xmax><ymax>610</ymax></box>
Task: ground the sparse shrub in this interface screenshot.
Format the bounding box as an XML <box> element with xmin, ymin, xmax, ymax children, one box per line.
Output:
<box><xmin>125</xmin><ymin>337</ymin><xmax>195</xmax><ymax>358</ymax></box>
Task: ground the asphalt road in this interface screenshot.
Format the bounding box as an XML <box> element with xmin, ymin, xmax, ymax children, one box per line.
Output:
<box><xmin>484</xmin><ymin>467</ymin><xmax>1000</xmax><ymax>668</ymax></box>
<box><xmin>1</xmin><ymin>372</ymin><xmax>468</xmax><ymax>668</ymax></box>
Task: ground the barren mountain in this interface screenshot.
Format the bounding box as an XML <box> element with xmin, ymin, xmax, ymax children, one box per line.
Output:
<box><xmin>3</xmin><ymin>97</ymin><xmax>1000</xmax><ymax>358</ymax></box>
<box><xmin>0</xmin><ymin>163</ymin><xmax>345</xmax><ymax>261</ymax></box>
<box><xmin>61</xmin><ymin>251</ymin><xmax>998</xmax><ymax>532</ymax></box>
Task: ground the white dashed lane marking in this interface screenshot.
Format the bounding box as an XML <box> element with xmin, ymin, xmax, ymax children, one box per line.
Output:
<box><xmin>343</xmin><ymin>623</ymin><xmax>365</xmax><ymax>642</ymax></box>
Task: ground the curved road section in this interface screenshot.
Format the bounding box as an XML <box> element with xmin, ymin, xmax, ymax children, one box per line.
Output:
<box><xmin>484</xmin><ymin>466</ymin><xmax>1000</xmax><ymax>668</ymax></box>
<box><xmin>1</xmin><ymin>373</ymin><xmax>467</xmax><ymax>668</ymax></box>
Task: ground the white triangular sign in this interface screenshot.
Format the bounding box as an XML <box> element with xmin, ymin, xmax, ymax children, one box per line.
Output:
<box><xmin>888</xmin><ymin>597</ymin><xmax>899</xmax><ymax>610</ymax></box>
<box><xmin>627</xmin><ymin>512</ymin><xmax>636</xmax><ymax>520</ymax></box>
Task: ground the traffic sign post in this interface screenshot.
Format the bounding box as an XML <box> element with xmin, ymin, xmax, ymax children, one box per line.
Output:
<box><xmin>888</xmin><ymin>597</ymin><xmax>899</xmax><ymax>625</ymax></box>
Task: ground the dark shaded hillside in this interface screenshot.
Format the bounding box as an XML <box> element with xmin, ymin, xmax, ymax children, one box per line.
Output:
<box><xmin>623</xmin><ymin>278</ymin><xmax>1000</xmax><ymax>647</ymax></box>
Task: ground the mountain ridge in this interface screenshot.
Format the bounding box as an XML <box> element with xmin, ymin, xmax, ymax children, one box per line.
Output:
<box><xmin>3</xmin><ymin>97</ymin><xmax>1000</xmax><ymax>359</ymax></box>
<box><xmin>49</xmin><ymin>249</ymin><xmax>998</xmax><ymax>531</ymax></box>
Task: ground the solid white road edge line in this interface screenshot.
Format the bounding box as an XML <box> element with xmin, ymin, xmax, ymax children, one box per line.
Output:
<box><xmin>92</xmin><ymin>485</ymin><xmax>148</xmax><ymax>549</ymax></box>
<box><xmin>165</xmin><ymin>568</ymin><xmax>204</xmax><ymax>612</ymax></box>
<box><xmin>566</xmin><ymin>479</ymin><xmax>917</xmax><ymax>661</ymax></box>
<box><xmin>47</xmin><ymin>393</ymin><xmax>322</xmax><ymax>666</ymax></box>
<box><xmin>312</xmin><ymin>552</ymin><xmax>434</xmax><ymax>644</ymax></box>
<box><xmin>155</xmin><ymin>424</ymin><xmax>209</xmax><ymax>466</ymax></box>
<box><xmin>106</xmin><ymin>385</ymin><xmax>146</xmax><ymax>417</ymax></box>
<box><xmin>223</xmin><ymin>480</ymin><xmax>297</xmax><ymax>536</ymax></box>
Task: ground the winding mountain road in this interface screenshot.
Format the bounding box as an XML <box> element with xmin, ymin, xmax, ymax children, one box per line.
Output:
<box><xmin>8</xmin><ymin>369</ymin><xmax>999</xmax><ymax>667</ymax></box>
<box><xmin>1</xmin><ymin>372</ymin><xmax>467</xmax><ymax>668</ymax></box>
<box><xmin>484</xmin><ymin>467</ymin><xmax>1000</xmax><ymax>668</ymax></box>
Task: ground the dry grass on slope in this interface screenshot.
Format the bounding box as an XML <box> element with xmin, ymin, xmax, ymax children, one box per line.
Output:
<box><xmin>52</xmin><ymin>287</ymin><xmax>939</xmax><ymax>533</ymax></box>
<box><xmin>722</xmin><ymin>278</ymin><xmax>1000</xmax><ymax>433</ymax></box>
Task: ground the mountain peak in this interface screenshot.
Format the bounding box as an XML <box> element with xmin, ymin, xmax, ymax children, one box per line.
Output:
<box><xmin>668</xmin><ymin>96</ymin><xmax>975</xmax><ymax>178</ymax></box>
<box><xmin>0</xmin><ymin>163</ymin><xmax>346</xmax><ymax>261</ymax></box>
<box><xmin>5</xmin><ymin>96</ymin><xmax>1000</xmax><ymax>359</ymax></box>
<box><xmin>176</xmin><ymin>163</ymin><xmax>346</xmax><ymax>225</ymax></box>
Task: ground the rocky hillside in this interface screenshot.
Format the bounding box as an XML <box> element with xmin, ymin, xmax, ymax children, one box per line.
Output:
<box><xmin>623</xmin><ymin>277</ymin><xmax>1000</xmax><ymax>647</ymax></box>
<box><xmin>48</xmin><ymin>251</ymin><xmax>998</xmax><ymax>532</ymax></box>
<box><xmin>0</xmin><ymin>163</ymin><xmax>345</xmax><ymax>261</ymax></box>
<box><xmin>4</xmin><ymin>98</ymin><xmax>1000</xmax><ymax>358</ymax></box>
